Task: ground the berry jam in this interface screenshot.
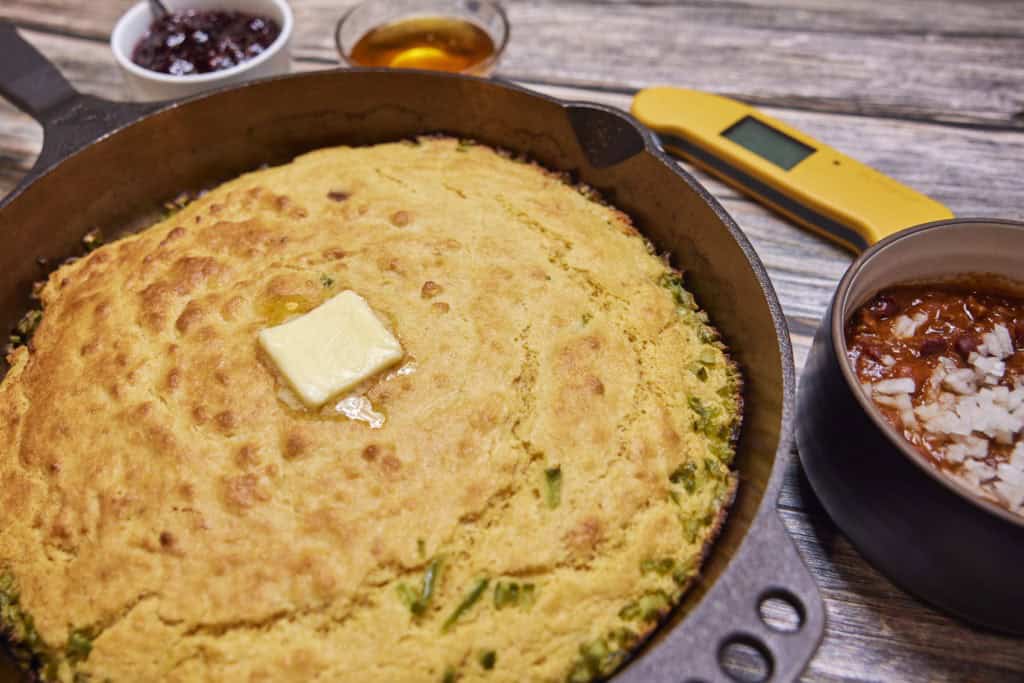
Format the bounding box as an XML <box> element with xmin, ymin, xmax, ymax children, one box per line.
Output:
<box><xmin>131</xmin><ymin>10</ymin><xmax>280</xmax><ymax>76</ymax></box>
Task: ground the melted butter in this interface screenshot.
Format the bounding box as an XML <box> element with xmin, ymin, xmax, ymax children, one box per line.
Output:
<box><xmin>384</xmin><ymin>360</ymin><xmax>418</xmax><ymax>381</ymax></box>
<box><xmin>330</xmin><ymin>395</ymin><xmax>386</xmax><ymax>429</ymax></box>
<box><xmin>259</xmin><ymin>295</ymin><xmax>314</xmax><ymax>325</ymax></box>
<box><xmin>271</xmin><ymin>357</ymin><xmax>415</xmax><ymax>428</ymax></box>
<box><xmin>277</xmin><ymin>384</ymin><xmax>386</xmax><ymax>429</ymax></box>
<box><xmin>277</xmin><ymin>386</ymin><xmax>305</xmax><ymax>411</ymax></box>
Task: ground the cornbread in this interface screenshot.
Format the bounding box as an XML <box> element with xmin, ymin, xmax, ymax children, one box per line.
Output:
<box><xmin>0</xmin><ymin>137</ymin><xmax>741</xmax><ymax>682</ymax></box>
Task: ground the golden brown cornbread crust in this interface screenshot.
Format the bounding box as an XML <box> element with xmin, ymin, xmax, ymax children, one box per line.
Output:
<box><xmin>0</xmin><ymin>138</ymin><xmax>740</xmax><ymax>683</ymax></box>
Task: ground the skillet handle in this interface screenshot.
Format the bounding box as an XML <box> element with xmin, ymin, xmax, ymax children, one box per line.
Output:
<box><xmin>0</xmin><ymin>20</ymin><xmax>79</xmax><ymax>118</ymax></box>
<box><xmin>621</xmin><ymin>501</ymin><xmax>825</xmax><ymax>683</ymax></box>
<box><xmin>0</xmin><ymin>21</ymin><xmax>159</xmax><ymax>203</ymax></box>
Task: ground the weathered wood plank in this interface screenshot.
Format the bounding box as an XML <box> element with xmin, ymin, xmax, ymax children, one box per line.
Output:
<box><xmin>542</xmin><ymin>0</ymin><xmax>1024</xmax><ymax>37</ymax></box>
<box><xmin>0</xmin><ymin>114</ymin><xmax>40</xmax><ymax>193</ymax></box>
<box><xmin>2</xmin><ymin>1</ymin><xmax>1023</xmax><ymax>127</ymax></box>
<box><xmin>8</xmin><ymin>0</ymin><xmax>1024</xmax><ymax>40</ymax></box>
<box><xmin>781</xmin><ymin>504</ymin><xmax>1024</xmax><ymax>682</ymax></box>
<box><xmin>480</xmin><ymin>3</ymin><xmax>1024</xmax><ymax>128</ymax></box>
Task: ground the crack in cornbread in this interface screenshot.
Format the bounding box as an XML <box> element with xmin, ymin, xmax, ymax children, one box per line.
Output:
<box><xmin>0</xmin><ymin>137</ymin><xmax>741</xmax><ymax>682</ymax></box>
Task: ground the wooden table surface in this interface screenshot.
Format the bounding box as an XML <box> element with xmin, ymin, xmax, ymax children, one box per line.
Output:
<box><xmin>0</xmin><ymin>1</ymin><xmax>1022</xmax><ymax>681</ymax></box>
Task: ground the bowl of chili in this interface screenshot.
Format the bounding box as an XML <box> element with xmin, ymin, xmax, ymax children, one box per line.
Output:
<box><xmin>797</xmin><ymin>217</ymin><xmax>1024</xmax><ymax>634</ymax></box>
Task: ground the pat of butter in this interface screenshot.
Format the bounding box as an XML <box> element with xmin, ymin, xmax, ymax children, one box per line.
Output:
<box><xmin>258</xmin><ymin>291</ymin><xmax>403</xmax><ymax>408</ymax></box>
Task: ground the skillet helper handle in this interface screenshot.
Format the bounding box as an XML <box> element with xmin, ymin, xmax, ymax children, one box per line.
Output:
<box><xmin>631</xmin><ymin>86</ymin><xmax>954</xmax><ymax>254</ymax></box>
<box><xmin>0</xmin><ymin>21</ymin><xmax>159</xmax><ymax>202</ymax></box>
<box><xmin>622</xmin><ymin>507</ymin><xmax>825</xmax><ymax>683</ymax></box>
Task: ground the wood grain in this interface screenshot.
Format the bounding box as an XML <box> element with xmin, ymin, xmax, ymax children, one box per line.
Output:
<box><xmin>781</xmin><ymin>499</ymin><xmax>1024</xmax><ymax>682</ymax></box>
<box><xmin>1</xmin><ymin>3</ymin><xmax>1023</xmax><ymax>682</ymax></box>
<box><xmin>3</xmin><ymin>1</ymin><xmax>1024</xmax><ymax>127</ymax></box>
<box><xmin>13</xmin><ymin>0</ymin><xmax>1024</xmax><ymax>39</ymax></box>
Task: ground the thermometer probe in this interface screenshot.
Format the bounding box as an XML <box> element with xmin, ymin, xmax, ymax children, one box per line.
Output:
<box><xmin>631</xmin><ymin>87</ymin><xmax>953</xmax><ymax>252</ymax></box>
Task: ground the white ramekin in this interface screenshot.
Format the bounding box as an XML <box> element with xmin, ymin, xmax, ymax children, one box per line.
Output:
<box><xmin>110</xmin><ymin>0</ymin><xmax>293</xmax><ymax>102</ymax></box>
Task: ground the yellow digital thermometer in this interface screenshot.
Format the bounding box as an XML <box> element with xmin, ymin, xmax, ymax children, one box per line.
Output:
<box><xmin>631</xmin><ymin>87</ymin><xmax>953</xmax><ymax>252</ymax></box>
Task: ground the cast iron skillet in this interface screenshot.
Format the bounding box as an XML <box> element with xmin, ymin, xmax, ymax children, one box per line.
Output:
<box><xmin>0</xmin><ymin>21</ymin><xmax>823</xmax><ymax>682</ymax></box>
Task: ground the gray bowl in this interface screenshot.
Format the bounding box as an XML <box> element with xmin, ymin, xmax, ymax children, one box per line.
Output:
<box><xmin>797</xmin><ymin>218</ymin><xmax>1024</xmax><ymax>634</ymax></box>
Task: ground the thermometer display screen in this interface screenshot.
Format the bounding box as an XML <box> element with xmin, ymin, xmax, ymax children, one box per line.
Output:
<box><xmin>722</xmin><ymin>116</ymin><xmax>814</xmax><ymax>170</ymax></box>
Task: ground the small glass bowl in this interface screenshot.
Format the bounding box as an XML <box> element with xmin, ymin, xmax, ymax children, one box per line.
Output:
<box><xmin>335</xmin><ymin>0</ymin><xmax>509</xmax><ymax>76</ymax></box>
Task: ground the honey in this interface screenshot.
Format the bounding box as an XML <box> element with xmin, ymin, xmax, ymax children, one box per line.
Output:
<box><xmin>349</xmin><ymin>16</ymin><xmax>496</xmax><ymax>73</ymax></box>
